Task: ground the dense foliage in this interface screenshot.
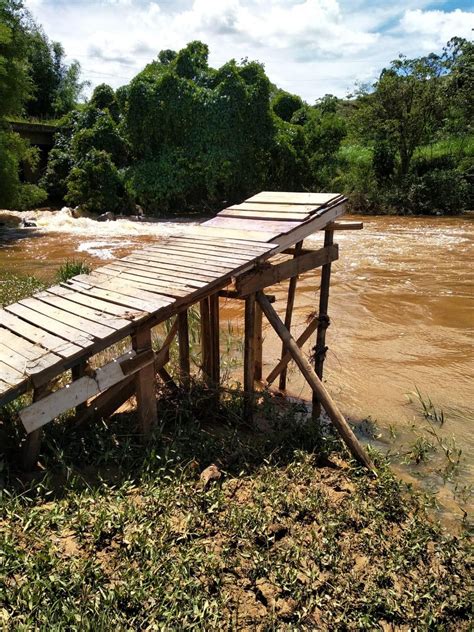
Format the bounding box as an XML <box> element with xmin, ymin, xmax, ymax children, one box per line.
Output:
<box><xmin>0</xmin><ymin>0</ymin><xmax>85</xmax><ymax>209</ymax></box>
<box><xmin>41</xmin><ymin>37</ymin><xmax>472</xmax><ymax>216</ymax></box>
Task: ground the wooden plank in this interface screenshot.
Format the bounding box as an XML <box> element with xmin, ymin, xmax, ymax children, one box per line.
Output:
<box><xmin>236</xmin><ymin>245</ymin><xmax>338</xmax><ymax>296</ymax></box>
<box><xmin>161</xmin><ymin>235</ymin><xmax>271</xmax><ymax>255</ymax></box>
<box><xmin>66</xmin><ymin>276</ymin><xmax>172</xmax><ymax>313</ymax></box>
<box><xmin>266</xmin><ymin>317</ymin><xmax>319</xmax><ymax>385</ymax></box>
<box><xmin>47</xmin><ymin>285</ymin><xmax>148</xmax><ymax>321</ymax></box>
<box><xmin>109</xmin><ymin>258</ymin><xmax>218</xmax><ymax>284</ymax></box>
<box><xmin>97</xmin><ymin>266</ymin><xmax>199</xmax><ymax>297</ymax></box>
<box><xmin>204</xmin><ymin>216</ymin><xmax>301</xmax><ymax>234</ymax></box>
<box><xmin>0</xmin><ymin>309</ymin><xmax>82</xmax><ymax>359</ymax></box>
<box><xmin>5</xmin><ymin>303</ymin><xmax>93</xmax><ymax>348</ymax></box>
<box><xmin>0</xmin><ymin>328</ymin><xmax>61</xmax><ymax>374</ymax></box>
<box><xmin>0</xmin><ymin>359</ymin><xmax>24</xmax><ymax>387</ymax></box>
<box><xmin>103</xmin><ymin>262</ymin><xmax>207</xmax><ymax>290</ymax></box>
<box><xmin>243</xmin><ymin>294</ymin><xmax>256</xmax><ymax>421</ymax></box>
<box><xmin>74</xmin><ymin>376</ymin><xmax>135</xmax><ymax>429</ymax></box>
<box><xmin>280</xmin><ymin>241</ymin><xmax>303</xmax><ymax>391</ymax></box>
<box><xmin>20</xmin><ymin>349</ymin><xmax>154</xmax><ymax>434</ymax></box>
<box><xmin>37</xmin><ymin>290</ymin><xmax>132</xmax><ymax>330</ymax></box>
<box><xmin>267</xmin><ymin>201</ymin><xmax>346</xmax><ymax>254</ymax></box>
<box><xmin>219</xmin><ymin>208</ymin><xmax>310</xmax><ymax>221</ymax></box>
<box><xmin>177</xmin><ymin>310</ymin><xmax>190</xmax><ymax>389</ymax></box>
<box><xmin>325</xmin><ymin>221</ymin><xmax>363</xmax><ymax>231</ymax></box>
<box><xmin>0</xmin><ymin>342</ymin><xmax>29</xmax><ymax>374</ymax></box>
<box><xmin>144</xmin><ymin>243</ymin><xmax>253</xmax><ymax>266</ymax></box>
<box><xmin>246</xmin><ymin>192</ymin><xmax>343</xmax><ymax>205</ymax></box>
<box><xmin>170</xmin><ymin>228</ymin><xmax>275</xmax><ymax>249</ymax></box>
<box><xmin>128</xmin><ymin>251</ymin><xmax>231</xmax><ymax>276</ymax></box>
<box><xmin>224</xmin><ymin>202</ymin><xmax>317</xmax><ymax>215</ymax></box>
<box><xmin>256</xmin><ymin>291</ymin><xmax>375</xmax><ymax>472</ymax></box>
<box><xmin>85</xmin><ymin>270</ymin><xmax>189</xmax><ymax>298</ymax></box>
<box><xmin>182</xmin><ymin>224</ymin><xmax>278</xmax><ymax>243</ymax></box>
<box><xmin>18</xmin><ymin>297</ymin><xmax>115</xmax><ymax>340</ymax></box>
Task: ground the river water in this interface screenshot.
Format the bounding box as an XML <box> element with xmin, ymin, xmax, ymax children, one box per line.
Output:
<box><xmin>1</xmin><ymin>208</ymin><xmax>473</xmax><ymax>514</ymax></box>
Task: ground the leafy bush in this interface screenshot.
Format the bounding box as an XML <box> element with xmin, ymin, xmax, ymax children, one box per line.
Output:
<box><xmin>65</xmin><ymin>149</ymin><xmax>130</xmax><ymax>214</ymax></box>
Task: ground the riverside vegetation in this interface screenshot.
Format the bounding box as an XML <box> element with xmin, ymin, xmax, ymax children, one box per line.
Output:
<box><xmin>0</xmin><ymin>267</ymin><xmax>472</xmax><ymax>629</ymax></box>
<box><xmin>1</xmin><ymin>0</ymin><xmax>472</xmax><ymax>216</ymax></box>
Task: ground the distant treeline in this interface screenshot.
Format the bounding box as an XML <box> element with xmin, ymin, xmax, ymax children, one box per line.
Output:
<box><xmin>1</xmin><ymin>0</ymin><xmax>472</xmax><ymax>214</ymax></box>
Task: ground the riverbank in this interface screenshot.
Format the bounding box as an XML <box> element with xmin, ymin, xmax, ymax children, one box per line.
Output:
<box><xmin>1</xmin><ymin>386</ymin><xmax>472</xmax><ymax>629</ymax></box>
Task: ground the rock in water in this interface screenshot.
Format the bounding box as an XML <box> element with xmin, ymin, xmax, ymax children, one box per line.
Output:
<box><xmin>96</xmin><ymin>211</ymin><xmax>115</xmax><ymax>222</ymax></box>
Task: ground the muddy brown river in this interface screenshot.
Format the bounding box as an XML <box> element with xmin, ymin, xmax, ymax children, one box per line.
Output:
<box><xmin>1</xmin><ymin>208</ymin><xmax>473</xmax><ymax>515</ymax></box>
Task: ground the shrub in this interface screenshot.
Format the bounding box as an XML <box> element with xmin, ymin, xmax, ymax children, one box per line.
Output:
<box><xmin>65</xmin><ymin>149</ymin><xmax>130</xmax><ymax>214</ymax></box>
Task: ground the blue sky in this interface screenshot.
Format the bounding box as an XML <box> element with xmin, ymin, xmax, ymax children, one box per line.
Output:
<box><xmin>24</xmin><ymin>0</ymin><xmax>474</xmax><ymax>102</ymax></box>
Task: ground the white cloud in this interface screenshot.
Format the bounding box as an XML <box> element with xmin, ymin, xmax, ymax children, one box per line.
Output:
<box><xmin>22</xmin><ymin>0</ymin><xmax>474</xmax><ymax>102</ymax></box>
<box><xmin>399</xmin><ymin>9</ymin><xmax>474</xmax><ymax>49</ymax></box>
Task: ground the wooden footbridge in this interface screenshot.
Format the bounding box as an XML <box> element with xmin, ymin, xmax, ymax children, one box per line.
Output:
<box><xmin>0</xmin><ymin>191</ymin><xmax>373</xmax><ymax>471</ymax></box>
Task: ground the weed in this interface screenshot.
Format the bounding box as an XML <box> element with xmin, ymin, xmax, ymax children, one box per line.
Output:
<box><xmin>56</xmin><ymin>260</ymin><xmax>91</xmax><ymax>283</ymax></box>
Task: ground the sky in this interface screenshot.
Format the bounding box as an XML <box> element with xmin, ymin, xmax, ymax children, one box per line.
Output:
<box><xmin>24</xmin><ymin>0</ymin><xmax>474</xmax><ymax>103</ymax></box>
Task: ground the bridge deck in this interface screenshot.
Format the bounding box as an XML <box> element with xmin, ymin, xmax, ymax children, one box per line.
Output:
<box><xmin>0</xmin><ymin>191</ymin><xmax>346</xmax><ymax>408</ymax></box>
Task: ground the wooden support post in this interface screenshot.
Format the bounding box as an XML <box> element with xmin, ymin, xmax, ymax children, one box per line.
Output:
<box><xmin>266</xmin><ymin>316</ymin><xmax>319</xmax><ymax>385</ymax></box>
<box><xmin>243</xmin><ymin>293</ymin><xmax>256</xmax><ymax>421</ymax></box>
<box><xmin>313</xmin><ymin>229</ymin><xmax>334</xmax><ymax>420</ymax></box>
<box><xmin>21</xmin><ymin>382</ymin><xmax>50</xmax><ymax>470</ymax></box>
<box><xmin>209</xmin><ymin>293</ymin><xmax>220</xmax><ymax>387</ymax></box>
<box><xmin>256</xmin><ymin>291</ymin><xmax>375</xmax><ymax>473</ymax></box>
<box><xmin>132</xmin><ymin>326</ymin><xmax>157</xmax><ymax>436</ymax></box>
<box><xmin>200</xmin><ymin>298</ymin><xmax>212</xmax><ymax>387</ymax></box>
<box><xmin>254</xmin><ymin>303</ymin><xmax>263</xmax><ymax>382</ymax></box>
<box><xmin>72</xmin><ymin>361</ymin><xmax>87</xmax><ymax>414</ymax></box>
<box><xmin>279</xmin><ymin>240</ymin><xmax>303</xmax><ymax>390</ymax></box>
<box><xmin>177</xmin><ymin>310</ymin><xmax>190</xmax><ymax>389</ymax></box>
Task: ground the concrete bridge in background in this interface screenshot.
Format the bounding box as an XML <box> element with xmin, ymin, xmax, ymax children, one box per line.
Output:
<box><xmin>9</xmin><ymin>120</ymin><xmax>57</xmax><ymax>183</ymax></box>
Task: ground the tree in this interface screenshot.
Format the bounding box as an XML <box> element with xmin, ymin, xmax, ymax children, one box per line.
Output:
<box><xmin>0</xmin><ymin>0</ymin><xmax>30</xmax><ymax>118</ymax></box>
<box><xmin>354</xmin><ymin>53</ymin><xmax>445</xmax><ymax>178</ymax></box>
<box><xmin>25</xmin><ymin>24</ymin><xmax>87</xmax><ymax>118</ymax></box>
<box><xmin>272</xmin><ymin>91</ymin><xmax>304</xmax><ymax>122</ymax></box>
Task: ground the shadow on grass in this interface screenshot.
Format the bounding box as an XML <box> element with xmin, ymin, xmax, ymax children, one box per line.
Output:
<box><xmin>0</xmin><ymin>382</ymin><xmax>348</xmax><ymax>499</ymax></box>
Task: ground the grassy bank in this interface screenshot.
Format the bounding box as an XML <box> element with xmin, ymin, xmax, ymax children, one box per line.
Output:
<box><xmin>1</xmin><ymin>386</ymin><xmax>473</xmax><ymax>630</ymax></box>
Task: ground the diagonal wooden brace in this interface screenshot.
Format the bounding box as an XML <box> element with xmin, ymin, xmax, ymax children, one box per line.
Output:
<box><xmin>256</xmin><ymin>291</ymin><xmax>375</xmax><ymax>473</ymax></box>
<box><xmin>266</xmin><ymin>316</ymin><xmax>319</xmax><ymax>385</ymax></box>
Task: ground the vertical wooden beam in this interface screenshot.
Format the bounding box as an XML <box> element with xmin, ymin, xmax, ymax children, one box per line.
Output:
<box><xmin>209</xmin><ymin>293</ymin><xmax>220</xmax><ymax>387</ymax></box>
<box><xmin>72</xmin><ymin>361</ymin><xmax>87</xmax><ymax>414</ymax></box>
<box><xmin>254</xmin><ymin>303</ymin><xmax>263</xmax><ymax>382</ymax></box>
<box><xmin>313</xmin><ymin>229</ymin><xmax>334</xmax><ymax>420</ymax></box>
<box><xmin>244</xmin><ymin>293</ymin><xmax>256</xmax><ymax>421</ymax></box>
<box><xmin>132</xmin><ymin>326</ymin><xmax>157</xmax><ymax>436</ymax></box>
<box><xmin>21</xmin><ymin>382</ymin><xmax>50</xmax><ymax>470</ymax></box>
<box><xmin>256</xmin><ymin>291</ymin><xmax>375</xmax><ymax>472</ymax></box>
<box><xmin>279</xmin><ymin>240</ymin><xmax>303</xmax><ymax>391</ymax></box>
<box><xmin>200</xmin><ymin>298</ymin><xmax>212</xmax><ymax>386</ymax></box>
<box><xmin>177</xmin><ymin>310</ymin><xmax>190</xmax><ymax>389</ymax></box>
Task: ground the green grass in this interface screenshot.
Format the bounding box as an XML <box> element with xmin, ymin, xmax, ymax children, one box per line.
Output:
<box><xmin>56</xmin><ymin>260</ymin><xmax>91</xmax><ymax>283</ymax></box>
<box><xmin>0</xmin><ymin>273</ymin><xmax>46</xmax><ymax>308</ymax></box>
<box><xmin>0</xmin><ymin>387</ymin><xmax>472</xmax><ymax>630</ymax></box>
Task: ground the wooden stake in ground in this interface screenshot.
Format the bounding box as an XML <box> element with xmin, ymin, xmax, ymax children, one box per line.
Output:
<box><xmin>256</xmin><ymin>291</ymin><xmax>375</xmax><ymax>472</ymax></box>
<box><xmin>244</xmin><ymin>293</ymin><xmax>256</xmax><ymax>421</ymax></box>
<box><xmin>200</xmin><ymin>298</ymin><xmax>212</xmax><ymax>387</ymax></box>
<box><xmin>21</xmin><ymin>382</ymin><xmax>50</xmax><ymax>470</ymax></box>
<box><xmin>178</xmin><ymin>310</ymin><xmax>190</xmax><ymax>389</ymax></box>
<box><xmin>132</xmin><ymin>326</ymin><xmax>157</xmax><ymax>436</ymax></box>
<box><xmin>279</xmin><ymin>240</ymin><xmax>303</xmax><ymax>390</ymax></box>
<box><xmin>313</xmin><ymin>229</ymin><xmax>333</xmax><ymax>419</ymax></box>
<box><xmin>254</xmin><ymin>303</ymin><xmax>263</xmax><ymax>381</ymax></box>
